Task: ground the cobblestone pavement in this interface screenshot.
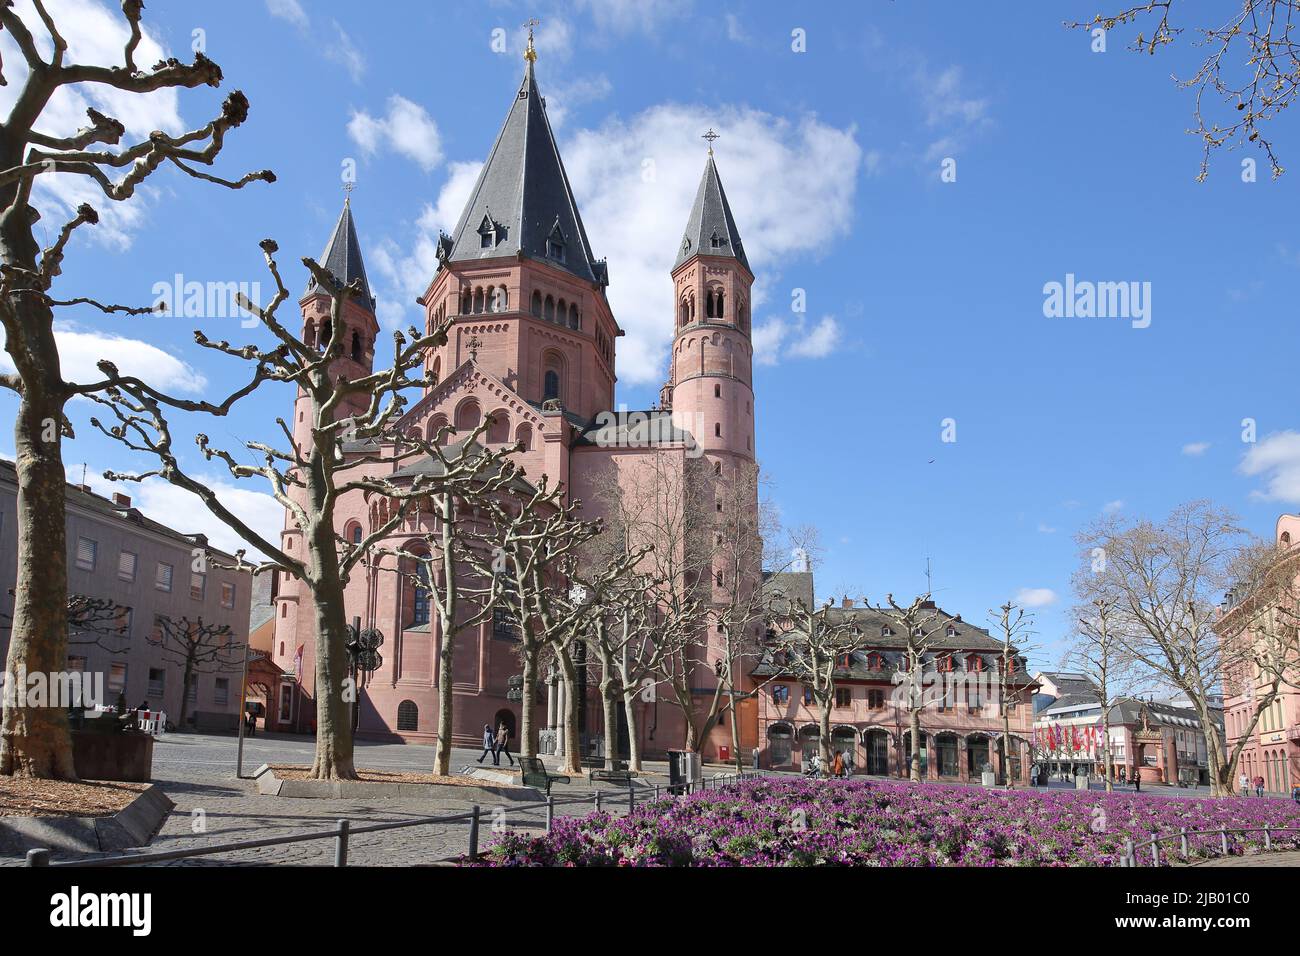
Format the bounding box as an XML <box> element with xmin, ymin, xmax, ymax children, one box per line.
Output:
<box><xmin>0</xmin><ymin>732</ymin><xmax>681</xmax><ymax>867</ymax></box>
<box><xmin>1191</xmin><ymin>850</ymin><xmax>1300</xmax><ymax>867</ymax></box>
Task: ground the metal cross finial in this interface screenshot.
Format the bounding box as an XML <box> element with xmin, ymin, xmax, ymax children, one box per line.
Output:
<box><xmin>523</xmin><ymin>17</ymin><xmax>540</xmax><ymax>63</ymax></box>
<box><xmin>702</xmin><ymin>128</ymin><xmax>720</xmax><ymax>155</ymax></box>
<box><xmin>342</xmin><ymin>180</ymin><xmax>355</xmax><ymax>204</ymax></box>
<box><xmin>467</xmin><ymin>334</ymin><xmax>483</xmax><ymax>361</ymax></box>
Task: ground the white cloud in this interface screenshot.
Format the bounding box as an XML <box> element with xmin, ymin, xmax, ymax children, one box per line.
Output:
<box><xmin>348</xmin><ymin>95</ymin><xmax>443</xmax><ymax>171</ymax></box>
<box><xmin>725</xmin><ymin>13</ymin><xmax>751</xmax><ymax>44</ymax></box>
<box><xmin>915</xmin><ymin>63</ymin><xmax>990</xmax><ymax>166</ymax></box>
<box><xmin>1101</xmin><ymin>499</ymin><xmax>1125</xmax><ymax>514</ymax></box>
<box><xmin>75</xmin><ymin>465</ymin><xmax>283</xmax><ymax>561</ymax></box>
<box><xmin>1015</xmin><ymin>587</ymin><xmax>1058</xmax><ymax>608</ymax></box>
<box><xmin>1037</xmin><ymin>522</ymin><xmax>1057</xmax><ymax>534</ymax></box>
<box><xmin>1182</xmin><ymin>441</ymin><xmax>1211</xmax><ymax>456</ymax></box>
<box><xmin>266</xmin><ymin>0</ymin><xmax>308</xmax><ymax>28</ymax></box>
<box><xmin>324</xmin><ymin>21</ymin><xmax>365</xmax><ymax>83</ymax></box>
<box><xmin>0</xmin><ymin>323</ymin><xmax>206</xmax><ymax>393</ymax></box>
<box><xmin>372</xmin><ymin>103</ymin><xmax>861</xmax><ymax>380</ymax></box>
<box><xmin>0</xmin><ymin>0</ymin><xmax>182</xmax><ymax>248</ymax></box>
<box><xmin>753</xmin><ymin>314</ymin><xmax>843</xmax><ymax>366</ymax></box>
<box><xmin>1240</xmin><ymin>430</ymin><xmax>1300</xmax><ymax>502</ymax></box>
<box><xmin>573</xmin><ymin>0</ymin><xmax>690</xmax><ymax>35</ymax></box>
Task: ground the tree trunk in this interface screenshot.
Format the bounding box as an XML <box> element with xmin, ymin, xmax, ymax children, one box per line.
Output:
<box><xmin>1101</xmin><ymin>707</ymin><xmax>1114</xmax><ymax>793</ymax></box>
<box><xmin>557</xmin><ymin>646</ymin><xmax>581</xmax><ymax>774</ymax></box>
<box><xmin>178</xmin><ymin>660</ymin><xmax>195</xmax><ymax>729</ymax></box>
<box><xmin>600</xmin><ymin>667</ymin><xmax>621</xmax><ymax>771</ymax></box>
<box><xmin>819</xmin><ymin>697</ymin><xmax>833</xmax><ymax>771</ymax></box>
<box><xmin>728</xmin><ymin>683</ymin><xmax>743</xmax><ymax>772</ymax></box>
<box><xmin>0</xmin><ymin>375</ymin><xmax>75</xmax><ymax>779</ymax></box>
<box><xmin>519</xmin><ymin>644</ymin><xmax>539</xmax><ymax>759</ymax></box>
<box><xmin>433</xmin><ymin>493</ymin><xmax>456</xmax><ymax>777</ymax></box>
<box><xmin>908</xmin><ymin>705</ymin><xmax>922</xmax><ymax>783</ymax></box>
<box><xmin>306</xmin><ymin>525</ymin><xmax>355</xmax><ymax>780</ymax></box>
<box><xmin>621</xmin><ymin>684</ymin><xmax>643</xmax><ymax>771</ymax></box>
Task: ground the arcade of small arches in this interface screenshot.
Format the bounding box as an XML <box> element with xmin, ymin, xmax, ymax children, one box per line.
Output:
<box><xmin>677</xmin><ymin>284</ymin><xmax>748</xmax><ymax>333</ymax></box>
<box><xmin>416</xmin><ymin>398</ymin><xmax>536</xmax><ymax>452</ymax></box>
<box><xmin>302</xmin><ymin>316</ymin><xmax>372</xmax><ymax>364</ymax></box>
<box><xmin>762</xmin><ymin>721</ymin><xmax>1031</xmax><ymax>782</ymax></box>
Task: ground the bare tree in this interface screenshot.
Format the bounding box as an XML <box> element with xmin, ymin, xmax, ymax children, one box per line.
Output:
<box><xmin>366</xmin><ymin>435</ymin><xmax>523</xmax><ymax>776</ymax></box>
<box><xmin>1070</xmin><ymin>1</ymin><xmax>1300</xmax><ymax>179</ymax></box>
<box><xmin>885</xmin><ymin>593</ymin><xmax>957</xmax><ymax>782</ymax></box>
<box><xmin>989</xmin><ymin>601</ymin><xmax>1036</xmax><ymax>788</ymax></box>
<box><xmin>1075</xmin><ymin>501</ymin><xmax>1249</xmax><ymax>796</ymax></box>
<box><xmin>1064</xmin><ymin>595</ymin><xmax>1138</xmax><ymax>791</ymax></box>
<box><xmin>0</xmin><ymin>2</ymin><xmax>272</xmax><ymax>779</ymax></box>
<box><xmin>146</xmin><ymin>614</ymin><xmax>239</xmax><ymax>729</ymax></box>
<box><xmin>86</xmin><ymin>240</ymin><xmax>483</xmax><ymax>779</ymax></box>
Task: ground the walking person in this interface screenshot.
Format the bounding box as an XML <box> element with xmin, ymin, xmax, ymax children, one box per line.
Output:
<box><xmin>495</xmin><ymin>722</ymin><xmax>515</xmax><ymax>767</ymax></box>
<box><xmin>1239</xmin><ymin>771</ymin><xmax>1250</xmax><ymax>796</ymax></box>
<box><xmin>1133</xmin><ymin>771</ymin><xmax>1141</xmax><ymax>793</ymax></box>
<box><xmin>832</xmin><ymin>750</ymin><xmax>844</xmax><ymax>779</ymax></box>
<box><xmin>476</xmin><ymin>723</ymin><xmax>496</xmax><ymax>764</ymax></box>
<box><xmin>1255</xmin><ymin>775</ymin><xmax>1265</xmax><ymax>798</ymax></box>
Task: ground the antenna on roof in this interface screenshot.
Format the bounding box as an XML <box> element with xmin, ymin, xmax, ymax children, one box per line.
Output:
<box><xmin>925</xmin><ymin>555</ymin><xmax>932</xmax><ymax>595</ymax></box>
<box><xmin>80</xmin><ymin>462</ymin><xmax>87</xmax><ymax>488</ymax></box>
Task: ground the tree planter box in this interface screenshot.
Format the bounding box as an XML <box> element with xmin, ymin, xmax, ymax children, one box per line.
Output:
<box><xmin>0</xmin><ymin>785</ymin><xmax>173</xmax><ymax>855</ymax></box>
<box><xmin>72</xmin><ymin>731</ymin><xmax>155</xmax><ymax>783</ymax></box>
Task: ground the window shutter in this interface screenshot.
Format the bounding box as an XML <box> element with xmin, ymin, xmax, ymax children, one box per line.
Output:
<box><xmin>76</xmin><ymin>537</ymin><xmax>97</xmax><ymax>569</ymax></box>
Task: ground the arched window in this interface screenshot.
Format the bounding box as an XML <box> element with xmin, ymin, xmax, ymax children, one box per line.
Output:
<box><xmin>515</xmin><ymin>423</ymin><xmax>532</xmax><ymax>451</ymax></box>
<box><xmin>679</xmin><ymin>299</ymin><xmax>689</xmax><ymax>328</ymax></box>
<box><xmin>486</xmin><ymin>410</ymin><xmax>510</xmax><ymax>444</ymax></box>
<box><xmin>412</xmin><ymin>563</ymin><xmax>431</xmax><ymax>627</ymax></box>
<box><xmin>473</xmin><ymin>288</ymin><xmax>485</xmax><ymax>313</ymax></box>
<box><xmin>319</xmin><ymin>318</ymin><xmax>331</xmax><ymax>349</ymax></box>
<box><xmin>350</xmin><ymin>331</ymin><xmax>362</xmax><ymax>362</ymax></box>
<box><xmin>351</xmin><ymin>524</ymin><xmax>363</xmax><ymax>546</ymax></box>
<box><xmin>568</xmin><ymin>303</ymin><xmax>579</xmax><ymax>329</ymax></box>
<box><xmin>739</xmin><ymin>303</ymin><xmax>748</xmax><ymax>333</ymax></box>
<box><xmin>557</xmin><ymin>298</ymin><xmax>567</xmax><ymax>321</ymax></box>
<box><xmin>714</xmin><ymin>422</ymin><xmax>721</xmax><ymax>437</ymax></box>
<box><xmin>544</xmin><ymin>295</ymin><xmax>555</xmax><ymax>322</ymax></box>
<box><xmin>491</xmin><ymin>286</ymin><xmax>507</xmax><ymax>312</ymax></box>
<box><xmin>454</xmin><ymin>399</ymin><xmax>481</xmax><ymax>432</ymax></box>
<box><xmin>544</xmin><ymin>370</ymin><xmax>560</xmax><ymax>402</ymax></box>
<box><xmin>714</xmin><ymin>384</ymin><xmax>721</xmax><ymax>398</ymax></box>
<box><xmin>428</xmin><ymin>415</ymin><xmax>448</xmax><ymax>445</ymax></box>
<box><xmin>461</xmin><ymin>290</ymin><xmax>472</xmax><ymax>314</ymax></box>
<box><xmin>430</xmin><ymin>356</ymin><xmax>441</xmax><ymax>385</ymax></box>
<box><xmin>531</xmin><ymin>290</ymin><xmax>542</xmax><ymax>317</ymax></box>
<box><xmin>304</xmin><ymin>322</ymin><xmax>316</xmax><ymax>348</ymax></box>
<box><xmin>717</xmin><ymin>289</ymin><xmax>725</xmax><ymax>318</ymax></box>
<box><xmin>396</xmin><ymin>700</ymin><xmax>418</xmax><ymax>732</ymax></box>
<box><xmin>279</xmin><ymin>641</ymin><xmax>285</xmax><ymax>654</ymax></box>
<box><xmin>706</xmin><ymin>290</ymin><xmax>715</xmax><ymax>319</ymax></box>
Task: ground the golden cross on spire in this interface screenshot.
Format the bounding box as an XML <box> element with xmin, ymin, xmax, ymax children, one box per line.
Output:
<box><xmin>523</xmin><ymin>17</ymin><xmax>540</xmax><ymax>63</ymax></box>
<box><xmin>702</xmin><ymin>128</ymin><xmax>720</xmax><ymax>155</ymax></box>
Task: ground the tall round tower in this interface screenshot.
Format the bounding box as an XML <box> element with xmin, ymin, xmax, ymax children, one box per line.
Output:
<box><xmin>668</xmin><ymin>147</ymin><xmax>756</xmax><ymax>468</ymax></box>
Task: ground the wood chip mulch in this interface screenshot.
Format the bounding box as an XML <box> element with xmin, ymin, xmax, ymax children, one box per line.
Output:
<box><xmin>270</xmin><ymin>765</ymin><xmax>523</xmax><ymax>788</ymax></box>
<box><xmin>0</xmin><ymin>777</ymin><xmax>149</xmax><ymax>818</ymax></box>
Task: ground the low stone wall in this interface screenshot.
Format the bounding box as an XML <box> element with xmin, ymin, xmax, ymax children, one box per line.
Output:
<box><xmin>72</xmin><ymin>730</ymin><xmax>154</xmax><ymax>782</ymax></box>
<box><xmin>0</xmin><ymin>785</ymin><xmax>174</xmax><ymax>855</ymax></box>
<box><xmin>252</xmin><ymin>764</ymin><xmax>541</xmax><ymax>802</ymax></box>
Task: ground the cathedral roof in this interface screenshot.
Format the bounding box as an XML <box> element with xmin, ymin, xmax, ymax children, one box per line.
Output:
<box><xmin>673</xmin><ymin>153</ymin><xmax>750</xmax><ymax>274</ymax></box>
<box><xmin>304</xmin><ymin>197</ymin><xmax>375</xmax><ymax>310</ymax></box>
<box><xmin>443</xmin><ymin>60</ymin><xmax>605</xmax><ymax>287</ymax></box>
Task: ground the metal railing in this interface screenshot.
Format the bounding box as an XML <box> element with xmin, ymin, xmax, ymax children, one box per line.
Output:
<box><xmin>1114</xmin><ymin>826</ymin><xmax>1300</xmax><ymax>867</ymax></box>
<box><xmin>22</xmin><ymin>769</ymin><xmax>756</xmax><ymax>868</ymax></box>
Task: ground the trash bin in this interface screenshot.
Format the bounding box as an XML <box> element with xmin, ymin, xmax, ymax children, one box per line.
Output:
<box><xmin>668</xmin><ymin>750</ymin><xmax>689</xmax><ymax>795</ymax></box>
<box><xmin>719</xmin><ymin>745</ymin><xmax>730</xmax><ymax>763</ymax></box>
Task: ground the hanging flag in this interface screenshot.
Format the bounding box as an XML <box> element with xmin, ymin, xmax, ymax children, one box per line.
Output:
<box><xmin>294</xmin><ymin>644</ymin><xmax>304</xmax><ymax>682</ymax></box>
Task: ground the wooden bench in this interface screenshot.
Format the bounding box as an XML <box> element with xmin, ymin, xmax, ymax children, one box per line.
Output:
<box><xmin>519</xmin><ymin>756</ymin><xmax>570</xmax><ymax>794</ymax></box>
<box><xmin>588</xmin><ymin>759</ymin><xmax>632</xmax><ymax>786</ymax></box>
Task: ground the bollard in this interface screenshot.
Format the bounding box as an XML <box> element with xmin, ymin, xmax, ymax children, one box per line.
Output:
<box><xmin>654</xmin><ymin>784</ymin><xmax>660</xmax><ymax>801</ymax></box>
<box><xmin>468</xmin><ymin>805</ymin><xmax>480</xmax><ymax>860</ymax></box>
<box><xmin>546</xmin><ymin>795</ymin><xmax>554</xmax><ymax>834</ymax></box>
<box><xmin>1151</xmin><ymin>835</ymin><xmax>1160</xmax><ymax>866</ymax></box>
<box><xmin>334</xmin><ymin>819</ymin><xmax>349</xmax><ymax>867</ymax></box>
<box><xmin>1180</xmin><ymin>828</ymin><xmax>1188</xmax><ymax>858</ymax></box>
<box><xmin>1220</xmin><ymin>828</ymin><xmax>1229</xmax><ymax>856</ymax></box>
<box><xmin>1123</xmin><ymin>838</ymin><xmax>1134</xmax><ymax>867</ymax></box>
<box><xmin>628</xmin><ymin>785</ymin><xmax>635</xmax><ymax>815</ymax></box>
<box><xmin>1264</xmin><ymin>827</ymin><xmax>1272</xmax><ymax>851</ymax></box>
<box><xmin>595</xmin><ymin>790</ymin><xmax>602</xmax><ymax>813</ymax></box>
<box><xmin>25</xmin><ymin>849</ymin><xmax>50</xmax><ymax>867</ymax></box>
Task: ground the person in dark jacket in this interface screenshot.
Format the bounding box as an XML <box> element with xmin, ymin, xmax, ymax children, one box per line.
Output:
<box><xmin>495</xmin><ymin>722</ymin><xmax>515</xmax><ymax>767</ymax></box>
<box><xmin>476</xmin><ymin>724</ymin><xmax>496</xmax><ymax>764</ymax></box>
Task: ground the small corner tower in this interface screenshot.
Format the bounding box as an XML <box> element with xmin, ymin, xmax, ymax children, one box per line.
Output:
<box><xmin>668</xmin><ymin>135</ymin><xmax>756</xmax><ymax>464</ymax></box>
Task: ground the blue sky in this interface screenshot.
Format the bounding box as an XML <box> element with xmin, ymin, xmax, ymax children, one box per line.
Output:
<box><xmin>3</xmin><ymin>0</ymin><xmax>1300</xmax><ymax>667</ymax></box>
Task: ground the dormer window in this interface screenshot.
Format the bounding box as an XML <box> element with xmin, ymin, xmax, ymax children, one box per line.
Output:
<box><xmin>946</xmin><ymin>624</ymin><xmax>957</xmax><ymax>638</ymax></box>
<box><xmin>477</xmin><ymin>214</ymin><xmax>502</xmax><ymax>250</ymax></box>
<box><xmin>546</xmin><ymin>219</ymin><xmax>566</xmax><ymax>262</ymax></box>
<box><xmin>710</xmin><ymin>231</ymin><xmax>723</xmax><ymax>249</ymax></box>
<box><xmin>880</xmin><ymin>625</ymin><xmax>892</xmax><ymax>638</ymax></box>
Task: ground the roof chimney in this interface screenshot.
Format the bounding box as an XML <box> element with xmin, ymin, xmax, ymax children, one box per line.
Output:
<box><xmin>841</xmin><ymin>596</ymin><xmax>854</xmax><ymax>609</ymax></box>
<box><xmin>112</xmin><ymin>492</ymin><xmax>131</xmax><ymax>508</ymax></box>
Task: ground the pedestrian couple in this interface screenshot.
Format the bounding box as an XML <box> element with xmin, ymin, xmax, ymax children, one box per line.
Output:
<box><xmin>476</xmin><ymin>722</ymin><xmax>514</xmax><ymax>767</ymax></box>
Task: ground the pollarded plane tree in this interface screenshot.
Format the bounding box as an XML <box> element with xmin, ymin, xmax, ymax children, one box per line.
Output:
<box><xmin>1063</xmin><ymin>593</ymin><xmax>1139</xmax><ymax>791</ymax></box>
<box><xmin>987</xmin><ymin>600</ymin><xmax>1038</xmax><ymax>788</ymax></box>
<box><xmin>1069</xmin><ymin>1</ymin><xmax>1300</xmax><ymax>179</ymax></box>
<box><xmin>884</xmin><ymin>593</ymin><xmax>959</xmax><ymax>783</ymax></box>
<box><xmin>0</xmin><ymin>1</ymin><xmax>272</xmax><ymax>779</ymax></box>
<box><xmin>1075</xmin><ymin>501</ymin><xmax>1253</xmax><ymax>796</ymax></box>
<box><xmin>369</xmin><ymin>435</ymin><xmax>533</xmax><ymax>777</ymax></box>
<box><xmin>85</xmin><ymin>242</ymin><xmax>492</xmax><ymax>780</ymax></box>
<box><xmin>459</xmin><ymin>475</ymin><xmax>604</xmax><ymax>765</ymax></box>
<box><xmin>767</xmin><ymin>592</ymin><xmax>871</xmax><ymax>773</ymax></box>
<box><xmin>146</xmin><ymin>614</ymin><xmax>240</xmax><ymax>729</ymax></box>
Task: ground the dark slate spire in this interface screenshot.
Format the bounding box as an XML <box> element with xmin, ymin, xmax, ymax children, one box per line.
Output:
<box><xmin>673</xmin><ymin>152</ymin><xmax>750</xmax><ymax>274</ymax></box>
<box><xmin>306</xmin><ymin>196</ymin><xmax>375</xmax><ymax>310</ymax></box>
<box><xmin>444</xmin><ymin>52</ymin><xmax>604</xmax><ymax>286</ymax></box>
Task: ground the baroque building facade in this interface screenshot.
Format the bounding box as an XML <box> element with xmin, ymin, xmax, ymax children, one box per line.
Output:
<box><xmin>270</xmin><ymin>46</ymin><xmax>758</xmax><ymax>761</ymax></box>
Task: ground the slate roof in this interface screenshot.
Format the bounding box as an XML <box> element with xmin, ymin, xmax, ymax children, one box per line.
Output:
<box><xmin>388</xmin><ymin>439</ymin><xmax>537</xmax><ymax>496</ymax></box>
<box><xmin>1105</xmin><ymin>697</ymin><xmax>1209</xmax><ymax>730</ymax></box>
<box><xmin>673</xmin><ymin>153</ymin><xmax>750</xmax><ymax>273</ymax></box>
<box><xmin>574</xmin><ymin>410</ymin><xmax>696</xmax><ymax>449</ymax></box>
<box><xmin>444</xmin><ymin>61</ymin><xmax>604</xmax><ymax>287</ymax></box>
<box><xmin>304</xmin><ymin>198</ymin><xmax>375</xmax><ymax>310</ymax></box>
<box><xmin>1038</xmin><ymin>671</ymin><xmax>1100</xmax><ymax>699</ymax></box>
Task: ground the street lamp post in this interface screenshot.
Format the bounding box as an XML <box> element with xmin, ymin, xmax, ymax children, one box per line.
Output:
<box><xmin>235</xmin><ymin>640</ymin><xmax>252</xmax><ymax>779</ymax></box>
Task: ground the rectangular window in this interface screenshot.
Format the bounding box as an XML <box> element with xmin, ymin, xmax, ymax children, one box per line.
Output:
<box><xmin>67</xmin><ymin>655</ymin><xmax>87</xmax><ymax>673</ymax></box>
<box><xmin>214</xmin><ymin>677</ymin><xmax>229</xmax><ymax>706</ymax></box>
<box><xmin>190</xmin><ymin>573</ymin><xmax>206</xmax><ymax>601</ymax></box>
<box><xmin>835</xmin><ymin>687</ymin><xmax>852</xmax><ymax>708</ymax></box>
<box><xmin>156</xmin><ymin>562</ymin><xmax>173</xmax><ymax>592</ymax></box>
<box><xmin>220</xmin><ymin>582</ymin><xmax>235</xmax><ymax>609</ymax></box>
<box><xmin>772</xmin><ymin>685</ymin><xmax>789</xmax><ymax>704</ymax></box>
<box><xmin>186</xmin><ymin>679</ymin><xmax>197</xmax><ymax>703</ymax></box>
<box><xmin>867</xmin><ymin>689</ymin><xmax>884</xmax><ymax>709</ymax></box>
<box><xmin>492</xmin><ymin>607</ymin><xmax>517</xmax><ymax>642</ymax></box>
<box><xmin>118</xmin><ymin>550</ymin><xmax>137</xmax><ymax>582</ymax></box>
<box><xmin>75</xmin><ymin>536</ymin><xmax>97</xmax><ymax>571</ymax></box>
<box><xmin>148</xmin><ymin>668</ymin><xmax>165</xmax><ymax>697</ymax></box>
<box><xmin>802</xmin><ymin>687</ymin><xmax>813</xmax><ymax>706</ymax></box>
<box><xmin>278</xmin><ymin>684</ymin><xmax>293</xmax><ymax>723</ymax></box>
<box><xmin>108</xmin><ymin>662</ymin><xmax>127</xmax><ymax>694</ymax></box>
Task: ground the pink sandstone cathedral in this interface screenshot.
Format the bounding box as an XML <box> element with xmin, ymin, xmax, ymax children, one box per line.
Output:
<box><xmin>269</xmin><ymin>44</ymin><xmax>758</xmax><ymax>762</ymax></box>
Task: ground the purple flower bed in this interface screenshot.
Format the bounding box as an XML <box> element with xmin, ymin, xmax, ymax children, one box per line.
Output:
<box><xmin>463</xmin><ymin>776</ymin><xmax>1300</xmax><ymax>867</ymax></box>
